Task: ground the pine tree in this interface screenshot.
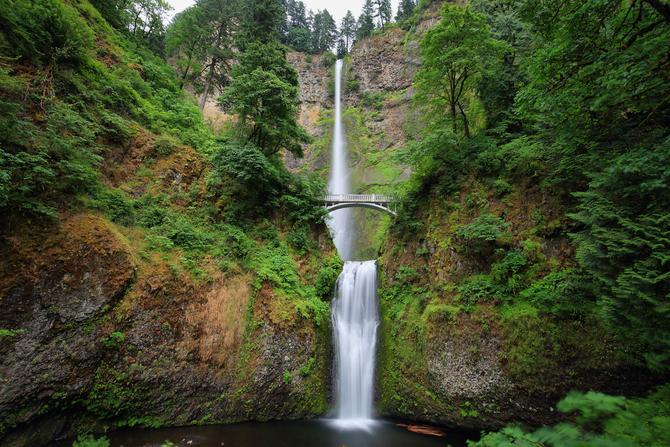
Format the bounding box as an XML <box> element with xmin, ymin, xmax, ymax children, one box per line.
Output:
<box><xmin>395</xmin><ymin>0</ymin><xmax>415</xmax><ymax>23</ymax></box>
<box><xmin>374</xmin><ymin>0</ymin><xmax>392</xmax><ymax>30</ymax></box>
<box><xmin>357</xmin><ymin>0</ymin><xmax>376</xmax><ymax>41</ymax></box>
<box><xmin>340</xmin><ymin>10</ymin><xmax>356</xmax><ymax>52</ymax></box>
<box><xmin>237</xmin><ymin>0</ymin><xmax>286</xmax><ymax>50</ymax></box>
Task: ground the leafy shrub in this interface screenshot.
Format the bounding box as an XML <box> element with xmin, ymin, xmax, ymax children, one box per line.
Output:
<box><xmin>471</xmin><ymin>387</ymin><xmax>670</xmax><ymax>447</ymax></box>
<box><xmin>493</xmin><ymin>179</ymin><xmax>512</xmax><ymax>197</ymax></box>
<box><xmin>473</xmin><ymin>136</ymin><xmax>545</xmax><ymax>178</ymax></box>
<box><xmin>490</xmin><ymin>250</ymin><xmax>530</xmax><ymax>292</ymax></box>
<box><xmin>285</xmin><ymin>227</ymin><xmax>312</xmax><ymax>255</ymax></box>
<box><xmin>255</xmin><ymin>245</ymin><xmax>300</xmax><ymax>293</ymax></box>
<box><xmin>0</xmin><ymin>0</ymin><xmax>94</xmax><ymax>66</ymax></box>
<box><xmin>140</xmin><ymin>206</ymin><xmax>167</xmax><ymax>228</ymax></box>
<box><xmin>458</xmin><ymin>275</ymin><xmax>507</xmax><ymax>305</ymax></box>
<box><xmin>518</xmin><ymin>269</ymin><xmax>594</xmax><ymax>316</ymax></box>
<box><xmin>165</xmin><ymin>217</ymin><xmax>211</xmax><ymax>251</ymax></box>
<box><xmin>73</xmin><ymin>434</ymin><xmax>110</xmax><ymax>447</ymax></box>
<box><xmin>300</xmin><ymin>357</ymin><xmax>316</xmax><ymax>377</ymax></box>
<box><xmin>100</xmin><ymin>332</ymin><xmax>125</xmax><ymax>349</ymax></box>
<box><xmin>1</xmin><ymin>100</ymin><xmax>102</xmax><ymax>216</ymax></box>
<box><xmin>314</xmin><ymin>257</ymin><xmax>343</xmax><ymax>300</ymax></box>
<box><xmin>570</xmin><ymin>143</ymin><xmax>670</xmax><ymax>371</ymax></box>
<box><xmin>322</xmin><ymin>51</ymin><xmax>337</xmax><ymax>68</ymax></box>
<box><xmin>93</xmin><ymin>189</ymin><xmax>135</xmax><ymax>225</ymax></box>
<box><xmin>279</xmin><ymin>172</ymin><xmax>329</xmax><ymax>224</ymax></box>
<box><xmin>361</xmin><ymin>91</ymin><xmax>385</xmax><ymax>110</ymax></box>
<box><xmin>208</xmin><ymin>142</ymin><xmax>282</xmax><ymax>221</ymax></box>
<box><xmin>457</xmin><ymin>214</ymin><xmax>511</xmax><ymax>250</ymax></box>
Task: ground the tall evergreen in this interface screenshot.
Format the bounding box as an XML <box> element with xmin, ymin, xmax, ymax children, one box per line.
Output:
<box><xmin>341</xmin><ymin>10</ymin><xmax>357</xmax><ymax>53</ymax></box>
<box><xmin>237</xmin><ymin>0</ymin><xmax>286</xmax><ymax>50</ymax></box>
<box><xmin>395</xmin><ymin>0</ymin><xmax>415</xmax><ymax>23</ymax></box>
<box><xmin>374</xmin><ymin>0</ymin><xmax>392</xmax><ymax>30</ymax></box>
<box><xmin>357</xmin><ymin>0</ymin><xmax>376</xmax><ymax>41</ymax></box>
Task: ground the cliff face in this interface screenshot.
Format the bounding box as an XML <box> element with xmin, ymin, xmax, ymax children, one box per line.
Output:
<box><xmin>374</xmin><ymin>178</ymin><xmax>662</xmax><ymax>431</ymax></box>
<box><xmin>0</xmin><ymin>133</ymin><xmax>337</xmax><ymax>447</ymax></box>
<box><xmin>287</xmin><ymin>25</ymin><xmax>428</xmax><ymax>259</ymax></box>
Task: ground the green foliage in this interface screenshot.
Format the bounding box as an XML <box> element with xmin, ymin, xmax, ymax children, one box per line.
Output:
<box><xmin>218</xmin><ymin>41</ymin><xmax>312</xmax><ymax>158</ymax></box>
<box><xmin>471</xmin><ymin>386</ymin><xmax>670</xmax><ymax>447</ymax></box>
<box><xmin>570</xmin><ymin>143</ymin><xmax>670</xmax><ymax>372</ymax></box>
<box><xmin>322</xmin><ymin>51</ymin><xmax>337</xmax><ymax>68</ymax></box>
<box><xmin>415</xmin><ymin>3</ymin><xmax>509</xmax><ymax>137</ymax></box>
<box><xmin>100</xmin><ymin>332</ymin><xmax>125</xmax><ymax>349</ymax></box>
<box><xmin>0</xmin><ymin>328</ymin><xmax>26</xmax><ymax>340</ymax></box>
<box><xmin>300</xmin><ymin>357</ymin><xmax>316</xmax><ymax>377</ymax></box>
<box><xmin>0</xmin><ymin>99</ymin><xmax>102</xmax><ymax>216</ymax></box>
<box><xmin>91</xmin><ymin>189</ymin><xmax>135</xmax><ymax>225</ymax></box>
<box><xmin>360</xmin><ymin>91</ymin><xmax>385</xmax><ymax>111</ymax></box>
<box><xmin>457</xmin><ymin>214</ymin><xmax>510</xmax><ymax>243</ymax></box>
<box><xmin>473</xmin><ymin>136</ymin><xmax>546</xmax><ymax>179</ymax></box>
<box><xmin>0</xmin><ymin>0</ymin><xmax>94</xmax><ymax>66</ymax></box>
<box><xmin>73</xmin><ymin>434</ymin><xmax>110</xmax><ymax>447</ymax></box>
<box><xmin>283</xmin><ymin>370</ymin><xmax>292</xmax><ymax>384</ymax></box>
<box><xmin>314</xmin><ymin>257</ymin><xmax>343</xmax><ymax>300</ymax></box>
<box><xmin>518</xmin><ymin>269</ymin><xmax>595</xmax><ymax>316</ymax></box>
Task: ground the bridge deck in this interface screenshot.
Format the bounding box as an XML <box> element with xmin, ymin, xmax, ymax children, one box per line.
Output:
<box><xmin>322</xmin><ymin>194</ymin><xmax>394</xmax><ymax>204</ymax></box>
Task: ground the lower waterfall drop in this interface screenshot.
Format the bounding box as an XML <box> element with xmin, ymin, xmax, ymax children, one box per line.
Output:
<box><xmin>331</xmin><ymin>260</ymin><xmax>379</xmax><ymax>428</ymax></box>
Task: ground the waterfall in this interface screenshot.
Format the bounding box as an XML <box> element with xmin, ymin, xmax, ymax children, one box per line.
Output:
<box><xmin>332</xmin><ymin>260</ymin><xmax>379</xmax><ymax>426</ymax></box>
<box><xmin>327</xmin><ymin>59</ymin><xmax>352</xmax><ymax>261</ymax></box>
<box><xmin>328</xmin><ymin>60</ymin><xmax>379</xmax><ymax>429</ymax></box>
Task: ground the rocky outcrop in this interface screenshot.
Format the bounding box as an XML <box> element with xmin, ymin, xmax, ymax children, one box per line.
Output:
<box><xmin>375</xmin><ymin>179</ymin><xmax>665</xmax><ymax>431</ymax></box>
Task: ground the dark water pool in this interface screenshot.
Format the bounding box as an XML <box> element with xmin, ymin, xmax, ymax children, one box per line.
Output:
<box><xmin>88</xmin><ymin>419</ymin><xmax>476</xmax><ymax>447</ymax></box>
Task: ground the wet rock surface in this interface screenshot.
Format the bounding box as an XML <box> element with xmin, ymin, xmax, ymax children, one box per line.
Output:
<box><xmin>0</xmin><ymin>213</ymin><xmax>334</xmax><ymax>446</ymax></box>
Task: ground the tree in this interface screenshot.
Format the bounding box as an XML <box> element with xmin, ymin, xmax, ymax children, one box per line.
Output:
<box><xmin>340</xmin><ymin>10</ymin><xmax>357</xmax><ymax>52</ymax></box>
<box><xmin>285</xmin><ymin>0</ymin><xmax>310</xmax><ymax>51</ymax></box>
<box><xmin>357</xmin><ymin>0</ymin><xmax>376</xmax><ymax>41</ymax></box>
<box><xmin>471</xmin><ymin>0</ymin><xmax>532</xmax><ymax>135</ymax></box>
<box><xmin>515</xmin><ymin>0</ymin><xmax>670</xmax><ymax>177</ymax></box>
<box><xmin>336</xmin><ymin>38</ymin><xmax>347</xmax><ymax>58</ymax></box>
<box><xmin>166</xmin><ymin>6</ymin><xmax>210</xmax><ymax>89</ymax></box>
<box><xmin>126</xmin><ymin>0</ymin><xmax>172</xmax><ymax>41</ymax></box>
<box><xmin>310</xmin><ymin>9</ymin><xmax>337</xmax><ymax>53</ymax></box>
<box><xmin>218</xmin><ymin>42</ymin><xmax>312</xmax><ymax>158</ymax></box>
<box><xmin>395</xmin><ymin>0</ymin><xmax>415</xmax><ymax>23</ymax></box>
<box><xmin>196</xmin><ymin>0</ymin><xmax>240</xmax><ymax>110</ymax></box>
<box><xmin>237</xmin><ymin>0</ymin><xmax>286</xmax><ymax>50</ymax></box>
<box><xmin>513</xmin><ymin>0</ymin><xmax>670</xmax><ymax>372</ymax></box>
<box><xmin>414</xmin><ymin>3</ymin><xmax>508</xmax><ymax>137</ymax></box>
<box><xmin>374</xmin><ymin>0</ymin><xmax>392</xmax><ymax>30</ymax></box>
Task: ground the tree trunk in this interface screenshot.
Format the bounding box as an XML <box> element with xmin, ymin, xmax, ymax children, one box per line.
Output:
<box><xmin>461</xmin><ymin>105</ymin><xmax>470</xmax><ymax>138</ymax></box>
<box><xmin>450</xmin><ymin>102</ymin><xmax>458</xmax><ymax>134</ymax></box>
<box><xmin>200</xmin><ymin>62</ymin><xmax>216</xmax><ymax>111</ymax></box>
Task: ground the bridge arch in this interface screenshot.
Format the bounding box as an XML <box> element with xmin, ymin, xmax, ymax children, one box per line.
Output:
<box><xmin>321</xmin><ymin>194</ymin><xmax>397</xmax><ymax>216</ymax></box>
<box><xmin>325</xmin><ymin>202</ymin><xmax>396</xmax><ymax>216</ymax></box>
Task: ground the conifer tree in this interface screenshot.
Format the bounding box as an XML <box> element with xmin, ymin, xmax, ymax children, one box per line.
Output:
<box><xmin>341</xmin><ymin>10</ymin><xmax>357</xmax><ymax>52</ymax></box>
<box><xmin>357</xmin><ymin>0</ymin><xmax>376</xmax><ymax>41</ymax></box>
<box><xmin>374</xmin><ymin>0</ymin><xmax>392</xmax><ymax>30</ymax></box>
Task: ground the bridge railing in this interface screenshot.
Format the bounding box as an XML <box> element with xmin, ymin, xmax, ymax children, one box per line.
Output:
<box><xmin>322</xmin><ymin>194</ymin><xmax>395</xmax><ymax>203</ymax></box>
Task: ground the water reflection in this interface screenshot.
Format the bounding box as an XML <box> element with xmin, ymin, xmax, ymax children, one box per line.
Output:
<box><xmin>92</xmin><ymin>419</ymin><xmax>474</xmax><ymax>447</ymax></box>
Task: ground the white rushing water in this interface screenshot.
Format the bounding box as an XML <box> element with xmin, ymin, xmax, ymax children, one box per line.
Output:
<box><xmin>327</xmin><ymin>59</ymin><xmax>353</xmax><ymax>261</ymax></box>
<box><xmin>328</xmin><ymin>59</ymin><xmax>380</xmax><ymax>430</ymax></box>
<box><xmin>332</xmin><ymin>260</ymin><xmax>379</xmax><ymax>428</ymax></box>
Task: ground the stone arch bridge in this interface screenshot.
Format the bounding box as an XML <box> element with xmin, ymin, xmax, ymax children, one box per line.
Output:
<box><xmin>321</xmin><ymin>194</ymin><xmax>397</xmax><ymax>216</ymax></box>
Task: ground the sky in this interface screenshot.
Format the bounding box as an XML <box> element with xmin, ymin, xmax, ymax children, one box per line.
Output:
<box><xmin>166</xmin><ymin>0</ymin><xmax>401</xmax><ymax>28</ymax></box>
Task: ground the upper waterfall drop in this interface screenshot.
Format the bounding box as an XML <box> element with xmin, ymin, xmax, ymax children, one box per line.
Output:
<box><xmin>327</xmin><ymin>59</ymin><xmax>353</xmax><ymax>261</ymax></box>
